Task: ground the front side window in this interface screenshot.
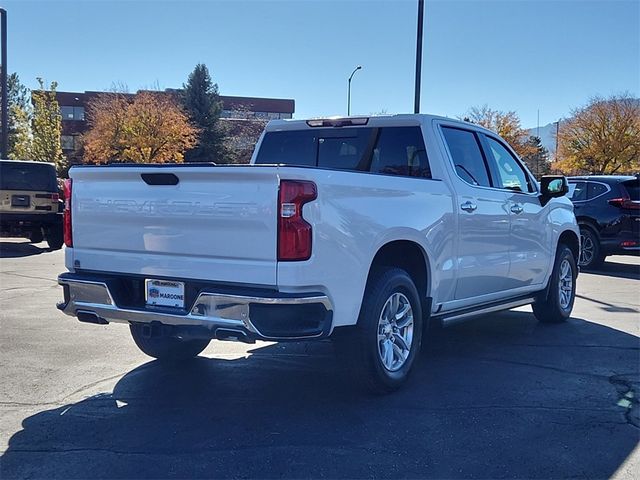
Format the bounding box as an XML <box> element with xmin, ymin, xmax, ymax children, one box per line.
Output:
<box><xmin>485</xmin><ymin>136</ymin><xmax>534</xmax><ymax>193</ymax></box>
<box><xmin>370</xmin><ymin>127</ymin><xmax>431</xmax><ymax>178</ymax></box>
<box><xmin>442</xmin><ymin>127</ymin><xmax>491</xmax><ymax>187</ymax></box>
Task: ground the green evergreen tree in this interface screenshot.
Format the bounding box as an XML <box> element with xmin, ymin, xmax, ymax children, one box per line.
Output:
<box><xmin>181</xmin><ymin>64</ymin><xmax>225</xmax><ymax>162</ymax></box>
<box><xmin>31</xmin><ymin>78</ymin><xmax>66</xmax><ymax>174</ymax></box>
<box><xmin>0</xmin><ymin>72</ymin><xmax>33</xmax><ymax>159</ymax></box>
<box><xmin>522</xmin><ymin>135</ymin><xmax>550</xmax><ymax>178</ymax></box>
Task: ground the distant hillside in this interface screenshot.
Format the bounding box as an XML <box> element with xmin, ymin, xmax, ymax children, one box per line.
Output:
<box><xmin>526</xmin><ymin>122</ymin><xmax>558</xmax><ymax>154</ymax></box>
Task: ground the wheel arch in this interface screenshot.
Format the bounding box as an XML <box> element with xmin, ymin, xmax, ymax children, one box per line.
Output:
<box><xmin>365</xmin><ymin>240</ymin><xmax>431</xmax><ymax>313</ymax></box>
<box><xmin>558</xmin><ymin>229</ymin><xmax>580</xmax><ymax>264</ymax></box>
<box><xmin>576</xmin><ymin>217</ymin><xmax>601</xmax><ymax>238</ymax></box>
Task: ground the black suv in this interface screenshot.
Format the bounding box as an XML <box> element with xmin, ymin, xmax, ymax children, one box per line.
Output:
<box><xmin>0</xmin><ymin>160</ymin><xmax>64</xmax><ymax>249</ymax></box>
<box><xmin>568</xmin><ymin>175</ymin><xmax>640</xmax><ymax>269</ymax></box>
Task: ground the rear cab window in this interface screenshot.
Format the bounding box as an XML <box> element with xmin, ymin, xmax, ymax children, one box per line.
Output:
<box><xmin>255</xmin><ymin>126</ymin><xmax>432</xmax><ymax>179</ymax></box>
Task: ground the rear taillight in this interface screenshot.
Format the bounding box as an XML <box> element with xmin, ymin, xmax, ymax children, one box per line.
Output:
<box><xmin>63</xmin><ymin>179</ymin><xmax>73</xmax><ymax>247</ymax></box>
<box><xmin>608</xmin><ymin>197</ymin><xmax>640</xmax><ymax>209</ymax></box>
<box><xmin>278</xmin><ymin>180</ymin><xmax>317</xmax><ymax>261</ymax></box>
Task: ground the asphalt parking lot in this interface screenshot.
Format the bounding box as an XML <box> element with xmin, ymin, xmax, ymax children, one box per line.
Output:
<box><xmin>0</xmin><ymin>238</ymin><xmax>638</xmax><ymax>479</ymax></box>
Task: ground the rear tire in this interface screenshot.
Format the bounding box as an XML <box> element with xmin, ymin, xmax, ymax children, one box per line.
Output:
<box><xmin>129</xmin><ymin>324</ymin><xmax>210</xmax><ymax>361</ymax></box>
<box><xmin>533</xmin><ymin>244</ymin><xmax>577</xmax><ymax>324</ymax></box>
<box><xmin>334</xmin><ymin>267</ymin><xmax>423</xmax><ymax>393</ymax></box>
<box><xmin>578</xmin><ymin>226</ymin><xmax>603</xmax><ymax>270</ymax></box>
<box><xmin>29</xmin><ymin>229</ymin><xmax>44</xmax><ymax>243</ymax></box>
<box><xmin>46</xmin><ymin>224</ymin><xmax>64</xmax><ymax>250</ymax></box>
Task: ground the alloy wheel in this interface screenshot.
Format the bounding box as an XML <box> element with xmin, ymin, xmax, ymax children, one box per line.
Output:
<box><xmin>377</xmin><ymin>292</ymin><xmax>414</xmax><ymax>372</ymax></box>
<box><xmin>558</xmin><ymin>258</ymin><xmax>574</xmax><ymax>310</ymax></box>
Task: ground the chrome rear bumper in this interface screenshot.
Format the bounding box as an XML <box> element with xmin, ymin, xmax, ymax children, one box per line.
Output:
<box><xmin>57</xmin><ymin>273</ymin><xmax>332</xmax><ymax>341</ymax></box>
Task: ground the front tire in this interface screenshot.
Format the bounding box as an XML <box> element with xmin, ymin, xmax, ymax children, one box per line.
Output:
<box><xmin>533</xmin><ymin>244</ymin><xmax>577</xmax><ymax>323</ymax></box>
<box><xmin>335</xmin><ymin>268</ymin><xmax>423</xmax><ymax>393</ymax></box>
<box><xmin>129</xmin><ymin>324</ymin><xmax>210</xmax><ymax>361</ymax></box>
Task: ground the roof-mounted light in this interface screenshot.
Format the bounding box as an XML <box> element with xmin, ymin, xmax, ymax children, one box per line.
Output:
<box><xmin>306</xmin><ymin>117</ymin><xmax>369</xmax><ymax>128</ymax></box>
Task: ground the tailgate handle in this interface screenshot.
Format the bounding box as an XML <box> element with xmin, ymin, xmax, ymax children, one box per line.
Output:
<box><xmin>141</xmin><ymin>173</ymin><xmax>179</xmax><ymax>186</ymax></box>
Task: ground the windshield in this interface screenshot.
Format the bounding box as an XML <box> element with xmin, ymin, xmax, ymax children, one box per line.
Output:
<box><xmin>0</xmin><ymin>161</ymin><xmax>57</xmax><ymax>192</ymax></box>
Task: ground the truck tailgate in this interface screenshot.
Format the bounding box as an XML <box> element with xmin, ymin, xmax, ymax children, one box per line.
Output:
<box><xmin>69</xmin><ymin>165</ymin><xmax>279</xmax><ymax>286</ymax></box>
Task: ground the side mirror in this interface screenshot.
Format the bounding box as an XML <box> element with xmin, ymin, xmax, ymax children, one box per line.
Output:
<box><xmin>540</xmin><ymin>175</ymin><xmax>569</xmax><ymax>205</ymax></box>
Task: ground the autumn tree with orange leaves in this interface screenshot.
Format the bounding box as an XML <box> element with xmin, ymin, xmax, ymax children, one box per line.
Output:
<box><xmin>463</xmin><ymin>105</ymin><xmax>536</xmax><ymax>159</ymax></box>
<box><xmin>554</xmin><ymin>94</ymin><xmax>640</xmax><ymax>175</ymax></box>
<box><xmin>83</xmin><ymin>91</ymin><xmax>198</xmax><ymax>164</ymax></box>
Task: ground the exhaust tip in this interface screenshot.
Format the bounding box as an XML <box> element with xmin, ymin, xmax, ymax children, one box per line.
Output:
<box><xmin>215</xmin><ymin>328</ymin><xmax>254</xmax><ymax>344</ymax></box>
<box><xmin>76</xmin><ymin>310</ymin><xmax>109</xmax><ymax>325</ymax></box>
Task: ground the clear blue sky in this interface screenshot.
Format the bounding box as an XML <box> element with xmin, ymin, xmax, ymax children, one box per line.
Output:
<box><xmin>5</xmin><ymin>0</ymin><xmax>639</xmax><ymax>128</ymax></box>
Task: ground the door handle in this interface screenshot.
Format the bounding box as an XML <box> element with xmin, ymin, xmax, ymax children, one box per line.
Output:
<box><xmin>460</xmin><ymin>201</ymin><xmax>477</xmax><ymax>212</ymax></box>
<box><xmin>510</xmin><ymin>204</ymin><xmax>523</xmax><ymax>214</ymax></box>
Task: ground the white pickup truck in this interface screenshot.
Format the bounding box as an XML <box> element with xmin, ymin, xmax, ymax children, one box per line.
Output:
<box><xmin>58</xmin><ymin>114</ymin><xmax>579</xmax><ymax>392</ymax></box>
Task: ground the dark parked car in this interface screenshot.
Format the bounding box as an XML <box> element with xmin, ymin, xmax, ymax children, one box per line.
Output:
<box><xmin>567</xmin><ymin>175</ymin><xmax>640</xmax><ymax>269</ymax></box>
<box><xmin>0</xmin><ymin>160</ymin><xmax>64</xmax><ymax>249</ymax></box>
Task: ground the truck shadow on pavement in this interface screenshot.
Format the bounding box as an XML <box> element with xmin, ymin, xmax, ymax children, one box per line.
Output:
<box><xmin>2</xmin><ymin>312</ymin><xmax>639</xmax><ymax>479</ymax></box>
<box><xmin>0</xmin><ymin>241</ymin><xmax>49</xmax><ymax>259</ymax></box>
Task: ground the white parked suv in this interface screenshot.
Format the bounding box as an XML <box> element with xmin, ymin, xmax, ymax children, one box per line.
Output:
<box><xmin>57</xmin><ymin>114</ymin><xmax>579</xmax><ymax>392</ymax></box>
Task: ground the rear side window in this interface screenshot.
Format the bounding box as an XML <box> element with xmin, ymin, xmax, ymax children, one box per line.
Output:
<box><xmin>0</xmin><ymin>162</ymin><xmax>57</xmax><ymax>192</ymax></box>
<box><xmin>255</xmin><ymin>126</ymin><xmax>432</xmax><ymax>179</ymax></box>
<box><xmin>587</xmin><ymin>182</ymin><xmax>608</xmax><ymax>199</ymax></box>
<box><xmin>442</xmin><ymin>127</ymin><xmax>491</xmax><ymax>187</ymax></box>
<box><xmin>622</xmin><ymin>179</ymin><xmax>640</xmax><ymax>201</ymax></box>
<box><xmin>568</xmin><ymin>181</ymin><xmax>587</xmax><ymax>201</ymax></box>
<box><xmin>370</xmin><ymin>127</ymin><xmax>431</xmax><ymax>178</ymax></box>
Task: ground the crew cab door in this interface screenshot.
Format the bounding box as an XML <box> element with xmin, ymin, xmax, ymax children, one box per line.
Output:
<box><xmin>479</xmin><ymin>134</ymin><xmax>550</xmax><ymax>288</ymax></box>
<box><xmin>439</xmin><ymin>125</ymin><xmax>511</xmax><ymax>300</ymax></box>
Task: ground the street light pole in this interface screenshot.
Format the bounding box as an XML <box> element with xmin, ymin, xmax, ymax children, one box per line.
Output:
<box><xmin>347</xmin><ymin>65</ymin><xmax>362</xmax><ymax>116</ymax></box>
<box><xmin>414</xmin><ymin>0</ymin><xmax>424</xmax><ymax>114</ymax></box>
<box><xmin>1</xmin><ymin>8</ymin><xmax>7</xmax><ymax>159</ymax></box>
<box><xmin>555</xmin><ymin>120</ymin><xmax>560</xmax><ymax>163</ymax></box>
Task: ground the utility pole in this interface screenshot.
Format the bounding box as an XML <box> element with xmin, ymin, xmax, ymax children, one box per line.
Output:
<box><xmin>414</xmin><ymin>0</ymin><xmax>424</xmax><ymax>114</ymax></box>
<box><xmin>1</xmin><ymin>8</ymin><xmax>7</xmax><ymax>159</ymax></box>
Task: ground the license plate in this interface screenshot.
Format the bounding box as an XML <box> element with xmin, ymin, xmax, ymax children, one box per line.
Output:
<box><xmin>11</xmin><ymin>195</ymin><xmax>30</xmax><ymax>207</ymax></box>
<box><xmin>145</xmin><ymin>279</ymin><xmax>185</xmax><ymax>308</ymax></box>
